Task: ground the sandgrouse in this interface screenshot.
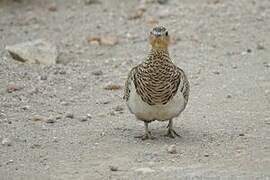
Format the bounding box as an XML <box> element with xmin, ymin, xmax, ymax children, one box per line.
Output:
<box><xmin>124</xmin><ymin>26</ymin><xmax>189</xmax><ymax>140</ymax></box>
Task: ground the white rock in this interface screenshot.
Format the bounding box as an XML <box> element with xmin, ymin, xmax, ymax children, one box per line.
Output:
<box><xmin>167</xmin><ymin>144</ymin><xmax>177</xmax><ymax>154</ymax></box>
<box><xmin>6</xmin><ymin>39</ymin><xmax>58</xmax><ymax>65</ymax></box>
<box><xmin>2</xmin><ymin>138</ymin><xmax>12</xmax><ymax>146</ymax></box>
<box><xmin>135</xmin><ymin>167</ymin><xmax>155</xmax><ymax>174</ymax></box>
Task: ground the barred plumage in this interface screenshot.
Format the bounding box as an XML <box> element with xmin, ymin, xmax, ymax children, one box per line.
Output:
<box><xmin>124</xmin><ymin>26</ymin><xmax>190</xmax><ymax>140</ymax></box>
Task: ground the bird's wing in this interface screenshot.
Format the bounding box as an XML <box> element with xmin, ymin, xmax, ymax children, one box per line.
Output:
<box><xmin>176</xmin><ymin>67</ymin><xmax>190</xmax><ymax>104</ymax></box>
<box><xmin>123</xmin><ymin>66</ymin><xmax>137</xmax><ymax>101</ymax></box>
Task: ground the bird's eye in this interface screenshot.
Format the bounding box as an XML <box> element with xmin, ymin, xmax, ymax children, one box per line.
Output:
<box><xmin>165</xmin><ymin>31</ymin><xmax>168</xmax><ymax>36</ymax></box>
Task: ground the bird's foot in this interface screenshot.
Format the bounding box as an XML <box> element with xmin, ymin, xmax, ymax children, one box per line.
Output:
<box><xmin>135</xmin><ymin>132</ymin><xmax>155</xmax><ymax>140</ymax></box>
<box><xmin>165</xmin><ymin>129</ymin><xmax>181</xmax><ymax>138</ymax></box>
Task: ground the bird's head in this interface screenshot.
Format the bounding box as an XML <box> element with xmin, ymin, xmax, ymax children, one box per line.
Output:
<box><xmin>149</xmin><ymin>26</ymin><xmax>170</xmax><ymax>49</ymax></box>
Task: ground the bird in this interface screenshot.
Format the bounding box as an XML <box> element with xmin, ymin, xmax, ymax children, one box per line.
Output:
<box><xmin>124</xmin><ymin>26</ymin><xmax>190</xmax><ymax>140</ymax></box>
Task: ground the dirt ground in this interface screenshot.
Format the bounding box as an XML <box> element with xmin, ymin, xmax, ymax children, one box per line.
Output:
<box><xmin>0</xmin><ymin>0</ymin><xmax>270</xmax><ymax>179</ymax></box>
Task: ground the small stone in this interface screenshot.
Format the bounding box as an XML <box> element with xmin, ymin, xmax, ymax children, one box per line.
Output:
<box><xmin>60</xmin><ymin>101</ymin><xmax>69</xmax><ymax>106</ymax></box>
<box><xmin>30</xmin><ymin>144</ymin><xmax>41</xmax><ymax>149</ymax></box>
<box><xmin>66</xmin><ymin>112</ymin><xmax>74</xmax><ymax>119</ymax></box>
<box><xmin>135</xmin><ymin>167</ymin><xmax>155</xmax><ymax>174</ymax></box>
<box><xmin>32</xmin><ymin>115</ymin><xmax>45</xmax><ymax>122</ymax></box>
<box><xmin>22</xmin><ymin>105</ymin><xmax>30</xmax><ymax>110</ymax></box>
<box><xmin>85</xmin><ymin>0</ymin><xmax>100</xmax><ymax>5</ymax></box>
<box><xmin>247</xmin><ymin>49</ymin><xmax>252</xmax><ymax>53</ymax></box>
<box><xmin>109</xmin><ymin>111</ymin><xmax>116</xmax><ymax>116</ymax></box>
<box><xmin>48</xmin><ymin>4</ymin><xmax>57</xmax><ymax>12</ymax></box>
<box><xmin>87</xmin><ymin>36</ymin><xmax>101</xmax><ymax>45</ymax></box>
<box><xmin>6</xmin><ymin>160</ymin><xmax>14</xmax><ymax>165</ymax></box>
<box><xmin>157</xmin><ymin>0</ymin><xmax>168</xmax><ymax>4</ymax></box>
<box><xmin>264</xmin><ymin>119</ymin><xmax>270</xmax><ymax>125</ymax></box>
<box><xmin>114</xmin><ymin>105</ymin><xmax>124</xmax><ymax>112</ymax></box>
<box><xmin>239</xmin><ymin>133</ymin><xmax>245</xmax><ymax>136</ymax></box>
<box><xmin>226</xmin><ymin>94</ymin><xmax>232</xmax><ymax>98</ymax></box>
<box><xmin>257</xmin><ymin>44</ymin><xmax>265</xmax><ymax>50</ymax></box>
<box><xmin>87</xmin><ymin>114</ymin><xmax>92</xmax><ymax>119</ymax></box>
<box><xmin>59</xmin><ymin>70</ymin><xmax>66</xmax><ymax>75</ymax></box>
<box><xmin>2</xmin><ymin>138</ymin><xmax>12</xmax><ymax>146</ymax></box>
<box><xmin>79</xmin><ymin>116</ymin><xmax>88</xmax><ymax>122</ymax></box>
<box><xmin>104</xmin><ymin>83</ymin><xmax>121</xmax><ymax>90</ymax></box>
<box><xmin>128</xmin><ymin>8</ymin><xmax>146</xmax><ymax>20</ymax></box>
<box><xmin>55</xmin><ymin>115</ymin><xmax>62</xmax><ymax>120</ymax></box>
<box><xmin>6</xmin><ymin>83</ymin><xmax>22</xmax><ymax>93</ymax></box>
<box><xmin>101</xmin><ymin>101</ymin><xmax>110</xmax><ymax>104</ymax></box>
<box><xmin>92</xmin><ymin>70</ymin><xmax>103</xmax><ymax>76</ymax></box>
<box><xmin>232</xmin><ymin>65</ymin><xmax>237</xmax><ymax>69</ymax></box>
<box><xmin>263</xmin><ymin>62</ymin><xmax>270</xmax><ymax>68</ymax></box>
<box><xmin>100</xmin><ymin>36</ymin><xmax>118</xmax><ymax>46</ymax></box>
<box><xmin>213</xmin><ymin>71</ymin><xmax>220</xmax><ymax>75</ymax></box>
<box><xmin>157</xmin><ymin>9</ymin><xmax>171</xmax><ymax>19</ymax></box>
<box><xmin>167</xmin><ymin>144</ymin><xmax>177</xmax><ymax>154</ymax></box>
<box><xmin>109</xmin><ymin>165</ymin><xmax>118</xmax><ymax>171</ymax></box>
<box><xmin>52</xmin><ymin>137</ymin><xmax>58</xmax><ymax>142</ymax></box>
<box><xmin>40</xmin><ymin>75</ymin><xmax>47</xmax><ymax>80</ymax></box>
<box><xmin>146</xmin><ymin>17</ymin><xmax>159</xmax><ymax>26</ymax></box>
<box><xmin>45</xmin><ymin>117</ymin><xmax>56</xmax><ymax>124</ymax></box>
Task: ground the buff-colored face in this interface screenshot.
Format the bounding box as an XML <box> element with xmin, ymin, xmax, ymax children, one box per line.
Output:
<box><xmin>149</xmin><ymin>26</ymin><xmax>170</xmax><ymax>49</ymax></box>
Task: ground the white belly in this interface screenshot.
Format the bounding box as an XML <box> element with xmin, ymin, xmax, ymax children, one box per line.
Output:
<box><xmin>126</xmin><ymin>81</ymin><xmax>186</xmax><ymax>121</ymax></box>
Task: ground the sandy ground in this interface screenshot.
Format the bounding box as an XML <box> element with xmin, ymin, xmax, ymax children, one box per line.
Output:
<box><xmin>0</xmin><ymin>0</ymin><xmax>270</xmax><ymax>179</ymax></box>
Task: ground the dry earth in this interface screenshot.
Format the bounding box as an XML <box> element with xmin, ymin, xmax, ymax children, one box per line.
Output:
<box><xmin>0</xmin><ymin>0</ymin><xmax>270</xmax><ymax>179</ymax></box>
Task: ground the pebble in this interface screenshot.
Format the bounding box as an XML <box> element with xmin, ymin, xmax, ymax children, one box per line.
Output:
<box><xmin>157</xmin><ymin>9</ymin><xmax>171</xmax><ymax>19</ymax></box>
<box><xmin>59</xmin><ymin>70</ymin><xmax>66</xmax><ymax>75</ymax></box>
<box><xmin>79</xmin><ymin>116</ymin><xmax>88</xmax><ymax>122</ymax></box>
<box><xmin>66</xmin><ymin>112</ymin><xmax>74</xmax><ymax>119</ymax></box>
<box><xmin>114</xmin><ymin>105</ymin><xmax>124</xmax><ymax>112</ymax></box>
<box><xmin>6</xmin><ymin>83</ymin><xmax>22</xmax><ymax>93</ymax></box>
<box><xmin>60</xmin><ymin>101</ymin><xmax>69</xmax><ymax>106</ymax></box>
<box><xmin>32</xmin><ymin>115</ymin><xmax>45</xmax><ymax>122</ymax></box>
<box><xmin>104</xmin><ymin>83</ymin><xmax>121</xmax><ymax>90</ymax></box>
<box><xmin>30</xmin><ymin>144</ymin><xmax>41</xmax><ymax>149</ymax></box>
<box><xmin>213</xmin><ymin>71</ymin><xmax>220</xmax><ymax>75</ymax></box>
<box><xmin>92</xmin><ymin>70</ymin><xmax>103</xmax><ymax>76</ymax></box>
<box><xmin>239</xmin><ymin>133</ymin><xmax>245</xmax><ymax>136</ymax></box>
<box><xmin>109</xmin><ymin>165</ymin><xmax>118</xmax><ymax>171</ymax></box>
<box><xmin>157</xmin><ymin>0</ymin><xmax>168</xmax><ymax>4</ymax></box>
<box><xmin>128</xmin><ymin>8</ymin><xmax>145</xmax><ymax>20</ymax></box>
<box><xmin>167</xmin><ymin>144</ymin><xmax>177</xmax><ymax>154</ymax></box>
<box><xmin>52</xmin><ymin>137</ymin><xmax>58</xmax><ymax>142</ymax></box>
<box><xmin>232</xmin><ymin>65</ymin><xmax>238</xmax><ymax>69</ymax></box>
<box><xmin>257</xmin><ymin>44</ymin><xmax>265</xmax><ymax>50</ymax></box>
<box><xmin>263</xmin><ymin>62</ymin><xmax>270</xmax><ymax>68</ymax></box>
<box><xmin>40</xmin><ymin>75</ymin><xmax>47</xmax><ymax>80</ymax></box>
<box><xmin>6</xmin><ymin>160</ymin><xmax>14</xmax><ymax>165</ymax></box>
<box><xmin>226</xmin><ymin>94</ymin><xmax>232</xmax><ymax>99</ymax></box>
<box><xmin>48</xmin><ymin>4</ymin><xmax>57</xmax><ymax>12</ymax></box>
<box><xmin>135</xmin><ymin>167</ymin><xmax>155</xmax><ymax>174</ymax></box>
<box><xmin>2</xmin><ymin>138</ymin><xmax>12</xmax><ymax>146</ymax></box>
<box><xmin>87</xmin><ymin>114</ymin><xmax>92</xmax><ymax>119</ymax></box>
<box><xmin>45</xmin><ymin>117</ymin><xmax>56</xmax><ymax>124</ymax></box>
<box><xmin>22</xmin><ymin>105</ymin><xmax>30</xmax><ymax>110</ymax></box>
<box><xmin>85</xmin><ymin>0</ymin><xmax>100</xmax><ymax>5</ymax></box>
<box><xmin>100</xmin><ymin>36</ymin><xmax>118</xmax><ymax>46</ymax></box>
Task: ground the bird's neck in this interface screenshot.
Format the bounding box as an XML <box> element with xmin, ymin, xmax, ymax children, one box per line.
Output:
<box><xmin>147</xmin><ymin>47</ymin><xmax>170</xmax><ymax>62</ymax></box>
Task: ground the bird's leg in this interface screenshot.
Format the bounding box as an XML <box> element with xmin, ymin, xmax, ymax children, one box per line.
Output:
<box><xmin>135</xmin><ymin>121</ymin><xmax>155</xmax><ymax>140</ymax></box>
<box><xmin>165</xmin><ymin>119</ymin><xmax>180</xmax><ymax>138</ymax></box>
